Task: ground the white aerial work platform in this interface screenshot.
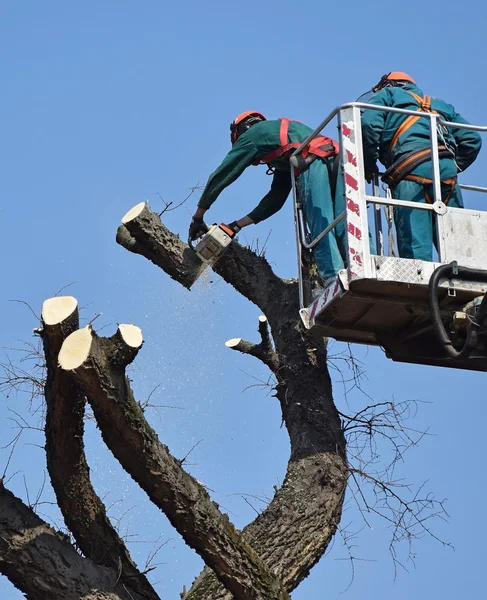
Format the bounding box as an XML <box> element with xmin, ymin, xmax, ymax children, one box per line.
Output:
<box><xmin>290</xmin><ymin>103</ymin><xmax>487</xmax><ymax>371</ymax></box>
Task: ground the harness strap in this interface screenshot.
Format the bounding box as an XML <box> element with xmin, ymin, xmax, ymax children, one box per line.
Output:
<box><xmin>256</xmin><ymin>118</ymin><xmax>339</xmax><ymax>167</ymax></box>
<box><xmin>388</xmin><ymin>91</ymin><xmax>433</xmax><ymax>161</ymax></box>
<box><xmin>279</xmin><ymin>117</ymin><xmax>290</xmax><ymax>146</ymax></box>
<box><xmin>403</xmin><ymin>174</ymin><xmax>457</xmax><ymax>205</ymax></box>
<box><xmin>382</xmin><ymin>145</ymin><xmax>453</xmax><ymax>188</ymax></box>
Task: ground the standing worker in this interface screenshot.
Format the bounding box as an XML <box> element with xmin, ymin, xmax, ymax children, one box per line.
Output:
<box><xmin>188</xmin><ymin>112</ymin><xmax>345</xmax><ymax>285</ymax></box>
<box><xmin>361</xmin><ymin>72</ymin><xmax>482</xmax><ymax>261</ymax></box>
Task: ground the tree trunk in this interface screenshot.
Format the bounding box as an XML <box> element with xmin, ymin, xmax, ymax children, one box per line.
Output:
<box><xmin>40</xmin><ymin>297</ymin><xmax>158</xmax><ymax>600</ymax></box>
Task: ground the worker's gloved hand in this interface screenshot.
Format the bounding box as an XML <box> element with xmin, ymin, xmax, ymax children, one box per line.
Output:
<box><xmin>188</xmin><ymin>217</ymin><xmax>208</xmax><ymax>242</ymax></box>
<box><xmin>365</xmin><ymin>162</ymin><xmax>379</xmax><ymax>184</ymax></box>
<box><xmin>226</xmin><ymin>221</ymin><xmax>242</xmax><ymax>236</ymax></box>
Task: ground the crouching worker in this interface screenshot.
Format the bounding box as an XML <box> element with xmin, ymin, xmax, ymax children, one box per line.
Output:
<box><xmin>362</xmin><ymin>72</ymin><xmax>482</xmax><ymax>261</ymax></box>
<box><xmin>188</xmin><ymin>111</ymin><xmax>346</xmax><ymax>285</ymax></box>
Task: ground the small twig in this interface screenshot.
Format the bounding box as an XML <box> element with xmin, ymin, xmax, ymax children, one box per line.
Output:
<box><xmin>241</xmin><ymin>496</ymin><xmax>260</xmax><ymax>516</ymax></box>
<box><xmin>54</xmin><ymin>282</ymin><xmax>76</xmax><ymax>297</ymax></box>
<box><xmin>9</xmin><ymin>299</ymin><xmax>40</xmax><ymax>321</ymax></box>
<box><xmin>32</xmin><ymin>471</ymin><xmax>47</xmax><ymax>510</ymax></box>
<box><xmin>88</xmin><ymin>313</ymin><xmax>103</xmax><ymax>327</ymax></box>
<box><xmin>258</xmin><ymin>229</ymin><xmax>272</xmax><ymax>258</ymax></box>
<box><xmin>179</xmin><ymin>439</ymin><xmax>203</xmax><ymax>466</ymax></box>
<box><xmin>157</xmin><ymin>183</ymin><xmax>204</xmax><ymax>216</ymax></box>
<box><xmin>1</xmin><ymin>431</ymin><xmax>22</xmax><ymax>479</ymax></box>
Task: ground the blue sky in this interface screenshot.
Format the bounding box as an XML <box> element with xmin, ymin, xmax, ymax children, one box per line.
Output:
<box><xmin>1</xmin><ymin>1</ymin><xmax>486</xmax><ymax>598</ymax></box>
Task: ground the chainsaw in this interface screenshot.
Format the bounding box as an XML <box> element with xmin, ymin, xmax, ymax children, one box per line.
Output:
<box><xmin>188</xmin><ymin>223</ymin><xmax>236</xmax><ymax>279</ymax></box>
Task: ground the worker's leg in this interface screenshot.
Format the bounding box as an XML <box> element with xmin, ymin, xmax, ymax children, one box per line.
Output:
<box><xmin>393</xmin><ymin>179</ymin><xmax>434</xmax><ymax>261</ymax></box>
<box><xmin>333</xmin><ymin>163</ymin><xmax>348</xmax><ymax>263</ymax></box>
<box><xmin>446</xmin><ymin>183</ymin><xmax>464</xmax><ymax>209</ymax></box>
<box><xmin>299</xmin><ymin>160</ymin><xmax>344</xmax><ymax>282</ymax></box>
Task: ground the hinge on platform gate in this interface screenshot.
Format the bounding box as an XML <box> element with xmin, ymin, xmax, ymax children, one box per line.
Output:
<box><xmin>448</xmin><ymin>261</ymin><xmax>459</xmax><ymax>296</ymax></box>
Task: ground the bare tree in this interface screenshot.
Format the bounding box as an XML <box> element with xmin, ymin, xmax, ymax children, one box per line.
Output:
<box><xmin>0</xmin><ymin>201</ymin><xmax>446</xmax><ymax>599</ymax></box>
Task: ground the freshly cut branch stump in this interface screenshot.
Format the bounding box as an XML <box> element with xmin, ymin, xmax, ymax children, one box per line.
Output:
<box><xmin>58</xmin><ymin>325</ymin><xmax>93</xmax><ymax>369</ymax></box>
<box><xmin>59</xmin><ymin>324</ymin><xmax>144</xmax><ymax>371</ymax></box>
<box><xmin>42</xmin><ymin>295</ymin><xmax>78</xmax><ymax>326</ymax></box>
<box><xmin>121</xmin><ymin>201</ymin><xmax>147</xmax><ymax>224</ymax></box>
<box><xmin>225</xmin><ymin>315</ymin><xmax>279</xmax><ymax>371</ymax></box>
<box><xmin>225</xmin><ymin>337</ymin><xmax>243</xmax><ymax>348</ymax></box>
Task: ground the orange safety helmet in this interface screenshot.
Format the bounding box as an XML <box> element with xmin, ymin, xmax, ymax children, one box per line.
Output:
<box><xmin>373</xmin><ymin>72</ymin><xmax>415</xmax><ymax>92</ymax></box>
<box><xmin>230</xmin><ymin>111</ymin><xmax>266</xmax><ymax>144</ymax></box>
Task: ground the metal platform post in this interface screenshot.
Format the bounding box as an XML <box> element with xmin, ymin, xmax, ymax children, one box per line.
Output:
<box><xmin>338</xmin><ymin>106</ymin><xmax>372</xmax><ymax>281</ymax></box>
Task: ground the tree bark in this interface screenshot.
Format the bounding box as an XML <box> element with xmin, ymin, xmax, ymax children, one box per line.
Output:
<box><xmin>40</xmin><ymin>297</ymin><xmax>158</xmax><ymax>600</ymax></box>
<box><xmin>0</xmin><ymin>482</ymin><xmax>148</xmax><ymax>600</ymax></box>
<box><xmin>58</xmin><ymin>324</ymin><xmax>290</xmax><ymax>600</ymax></box>
<box><xmin>117</xmin><ymin>202</ymin><xmax>205</xmax><ymax>288</ymax></box>
<box><xmin>117</xmin><ymin>204</ymin><xmax>349</xmax><ymax>598</ymax></box>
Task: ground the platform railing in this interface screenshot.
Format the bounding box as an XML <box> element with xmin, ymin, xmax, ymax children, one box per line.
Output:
<box><xmin>290</xmin><ymin>102</ymin><xmax>487</xmax><ymax>310</ymax></box>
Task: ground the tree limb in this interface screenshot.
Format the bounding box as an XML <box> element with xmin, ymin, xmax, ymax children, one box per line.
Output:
<box><xmin>40</xmin><ymin>296</ymin><xmax>158</xmax><ymax>599</ymax></box>
<box><xmin>225</xmin><ymin>316</ymin><xmax>279</xmax><ymax>371</ymax></box>
<box><xmin>258</xmin><ymin>315</ymin><xmax>275</xmax><ymax>355</ymax></box>
<box><xmin>116</xmin><ymin>202</ymin><xmax>205</xmax><ymax>289</ymax></box>
<box><xmin>0</xmin><ymin>481</ymin><xmax>149</xmax><ymax>600</ymax></box>
<box><xmin>117</xmin><ymin>202</ymin><xmax>289</xmax><ymax>314</ymax></box>
<box><xmin>58</xmin><ymin>322</ymin><xmax>290</xmax><ymax>600</ymax></box>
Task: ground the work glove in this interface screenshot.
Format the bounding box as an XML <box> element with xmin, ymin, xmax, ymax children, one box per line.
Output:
<box><xmin>226</xmin><ymin>221</ymin><xmax>241</xmax><ymax>236</ymax></box>
<box><xmin>365</xmin><ymin>162</ymin><xmax>379</xmax><ymax>184</ymax></box>
<box><xmin>188</xmin><ymin>217</ymin><xmax>208</xmax><ymax>242</ymax></box>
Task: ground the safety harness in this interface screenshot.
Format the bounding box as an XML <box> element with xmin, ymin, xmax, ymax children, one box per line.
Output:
<box><xmin>382</xmin><ymin>91</ymin><xmax>457</xmax><ymax>205</ymax></box>
<box><xmin>255</xmin><ymin>118</ymin><xmax>340</xmax><ymax>195</ymax></box>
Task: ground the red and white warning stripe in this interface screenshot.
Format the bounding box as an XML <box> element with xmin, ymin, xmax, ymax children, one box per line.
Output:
<box><xmin>341</xmin><ymin>116</ymin><xmax>366</xmax><ymax>279</ymax></box>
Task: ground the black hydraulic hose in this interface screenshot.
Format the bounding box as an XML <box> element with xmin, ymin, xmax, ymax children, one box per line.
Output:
<box><xmin>428</xmin><ymin>262</ymin><xmax>487</xmax><ymax>360</ymax></box>
<box><xmin>476</xmin><ymin>292</ymin><xmax>487</xmax><ymax>324</ymax></box>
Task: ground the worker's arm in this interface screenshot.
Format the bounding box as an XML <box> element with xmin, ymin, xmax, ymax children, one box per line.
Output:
<box><xmin>246</xmin><ymin>169</ymin><xmax>292</xmax><ymax>224</ymax></box>
<box><xmin>449</xmin><ymin>111</ymin><xmax>482</xmax><ymax>172</ymax></box>
<box><xmin>361</xmin><ymin>90</ymin><xmax>389</xmax><ymax>174</ymax></box>
<box><xmin>196</xmin><ymin>136</ymin><xmax>260</xmax><ymax>216</ymax></box>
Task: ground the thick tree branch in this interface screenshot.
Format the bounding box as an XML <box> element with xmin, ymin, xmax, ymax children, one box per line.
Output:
<box><xmin>0</xmin><ymin>482</ymin><xmax>149</xmax><ymax>600</ymax></box>
<box><xmin>185</xmin><ymin>452</ymin><xmax>346</xmax><ymax>599</ymax></box>
<box><xmin>116</xmin><ymin>206</ymin><xmax>349</xmax><ymax>598</ymax></box>
<box><xmin>58</xmin><ymin>322</ymin><xmax>290</xmax><ymax>600</ymax></box>
<box><xmin>117</xmin><ymin>203</ymin><xmax>205</xmax><ymax>289</ymax></box>
<box><xmin>117</xmin><ymin>202</ymin><xmax>289</xmax><ymax>314</ymax></box>
<box><xmin>40</xmin><ymin>297</ymin><xmax>158</xmax><ymax>599</ymax></box>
